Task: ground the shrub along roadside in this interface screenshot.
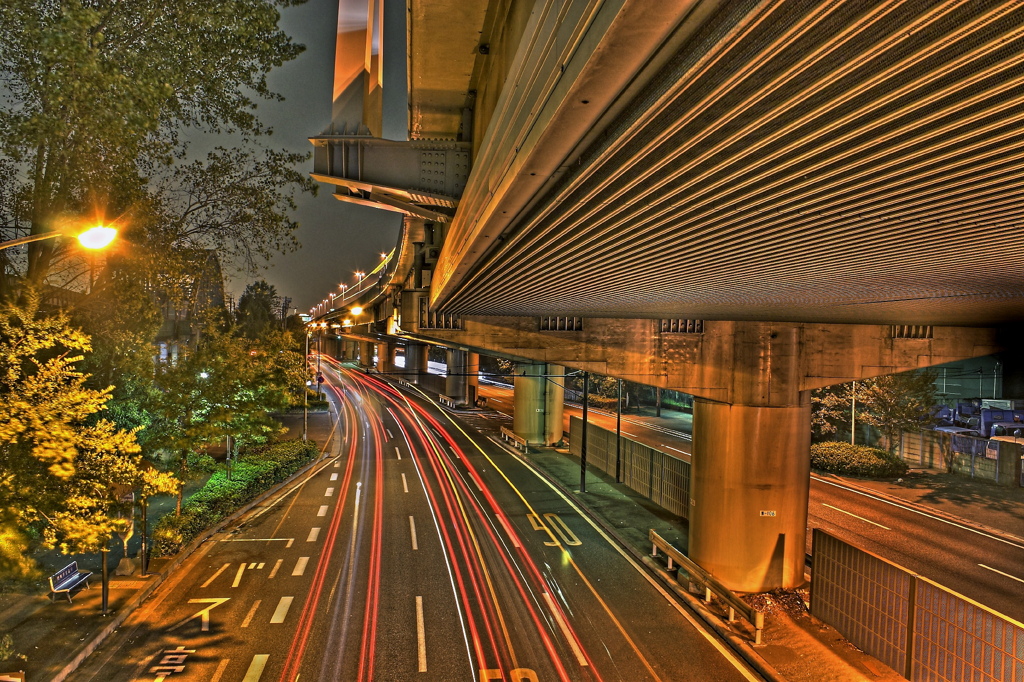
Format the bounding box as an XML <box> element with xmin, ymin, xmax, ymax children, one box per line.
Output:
<box><xmin>152</xmin><ymin>439</ymin><xmax>318</xmax><ymax>556</ymax></box>
<box><xmin>810</xmin><ymin>441</ymin><xmax>909</xmax><ymax>478</ymax></box>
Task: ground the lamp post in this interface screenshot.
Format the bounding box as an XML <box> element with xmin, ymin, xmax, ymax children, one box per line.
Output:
<box><xmin>0</xmin><ymin>224</ymin><xmax>117</xmax><ymax>252</ymax></box>
<box><xmin>303</xmin><ymin>329</ymin><xmax>310</xmax><ymax>441</ymax></box>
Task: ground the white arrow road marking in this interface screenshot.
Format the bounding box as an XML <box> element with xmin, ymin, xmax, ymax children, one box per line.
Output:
<box><xmin>168</xmin><ymin>598</ymin><xmax>230</xmax><ymax>632</ymax></box>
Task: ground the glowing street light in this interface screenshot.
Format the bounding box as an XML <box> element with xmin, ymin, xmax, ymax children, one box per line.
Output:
<box><xmin>0</xmin><ymin>223</ymin><xmax>118</xmax><ymax>251</ymax></box>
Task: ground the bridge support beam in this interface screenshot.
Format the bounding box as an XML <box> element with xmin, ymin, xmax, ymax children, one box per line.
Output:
<box><xmin>376</xmin><ymin>342</ymin><xmax>393</xmax><ymax>374</ymax></box>
<box><xmin>405</xmin><ymin>342</ymin><xmax>428</xmax><ymax>383</ymax></box>
<box><xmin>446</xmin><ymin>349</ymin><xmax>469</xmax><ymax>405</ymax></box>
<box><xmin>513</xmin><ymin>363</ymin><xmax>565</xmax><ymax>446</ymax></box>
<box><xmin>690</xmin><ymin>398</ymin><xmax>811</xmax><ymax>592</ymax></box>
<box><xmin>359</xmin><ymin>341</ymin><xmax>376</xmax><ymax>368</ymax></box>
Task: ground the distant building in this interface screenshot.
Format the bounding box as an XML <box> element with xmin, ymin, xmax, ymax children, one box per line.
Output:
<box><xmin>154</xmin><ymin>250</ymin><xmax>226</xmax><ymax>363</ymax></box>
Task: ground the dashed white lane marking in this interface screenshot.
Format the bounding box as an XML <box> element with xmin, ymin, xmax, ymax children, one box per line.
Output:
<box><xmin>979</xmin><ymin>563</ymin><xmax>1024</xmax><ymax>584</ymax></box>
<box><xmin>387</xmin><ymin>429</ymin><xmax>394</xmax><ymax>439</ymax></box>
<box><xmin>497</xmin><ymin>515</ymin><xmax>521</xmax><ymax>548</ymax></box>
<box><xmin>410</xmin><ymin>516</ymin><xmax>419</xmax><ymax>550</ymax></box>
<box><xmin>325</xmin><ymin>487</ymin><xmax>335</xmax><ymax>496</ymax></box>
<box><xmin>241</xmin><ymin>654</ymin><xmax>269</xmax><ymax>681</ymax></box>
<box><xmin>232</xmin><ymin>564</ymin><xmax>246</xmax><ymax>588</ymax></box>
<box><xmin>543</xmin><ymin>592</ymin><xmax>588</xmax><ymax>667</ymax></box>
<box><xmin>292</xmin><ymin>557</ymin><xmax>309</xmax><ymax>576</ymax></box>
<box><xmin>318</xmin><ymin>505</ymin><xmax>329</xmax><ymax>517</ymax></box>
<box><xmin>402</xmin><ymin>473</ymin><xmax>409</xmax><ymax>493</ymax></box>
<box><xmin>241</xmin><ymin>600</ymin><xmax>261</xmax><ymax>628</ymax></box>
<box><xmin>663</xmin><ymin>444</ymin><xmax>687</xmax><ymax>454</ymax></box>
<box><xmin>307</xmin><ymin>527</ymin><xmax>321</xmax><ymax>542</ymax></box>
<box><xmin>201</xmin><ymin>563</ymin><xmax>230</xmax><ymax>588</ymax></box>
<box><xmin>268</xmin><ymin>559</ymin><xmax>282</xmax><ymax>579</ymax></box>
<box><xmin>822</xmin><ymin>503</ymin><xmax>891</xmax><ymax>530</ymax></box>
<box><xmin>210</xmin><ymin>658</ymin><xmax>230</xmax><ymax>682</ymax></box>
<box><xmin>396</xmin><ymin>447</ymin><xmax>402</xmax><ymax>460</ymax></box>
<box><xmin>270</xmin><ymin>597</ymin><xmax>293</xmax><ymax>624</ymax></box>
<box><xmin>286</xmin><ymin>538</ymin><xmax>294</xmax><ymax>548</ymax></box>
<box><xmin>416</xmin><ymin>596</ymin><xmax>427</xmax><ymax>672</ymax></box>
<box><xmin>330</xmin><ymin>473</ymin><xmax>339</xmax><ymax>481</ymax></box>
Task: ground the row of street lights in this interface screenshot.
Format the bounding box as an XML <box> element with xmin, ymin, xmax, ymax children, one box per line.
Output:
<box><xmin>310</xmin><ymin>250</ymin><xmax>391</xmax><ymax>318</ymax></box>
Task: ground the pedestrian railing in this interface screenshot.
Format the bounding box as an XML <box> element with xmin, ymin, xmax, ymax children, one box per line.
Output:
<box><xmin>649</xmin><ymin>530</ymin><xmax>765</xmax><ymax>645</ymax></box>
<box><xmin>500</xmin><ymin>426</ymin><xmax>529</xmax><ymax>452</ymax></box>
<box><xmin>438</xmin><ymin>394</ymin><xmax>457</xmax><ymax>408</ymax></box>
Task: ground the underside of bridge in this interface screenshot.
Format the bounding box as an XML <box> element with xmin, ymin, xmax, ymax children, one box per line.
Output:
<box><xmin>313</xmin><ymin>0</ymin><xmax>1023</xmax><ymax>592</ymax></box>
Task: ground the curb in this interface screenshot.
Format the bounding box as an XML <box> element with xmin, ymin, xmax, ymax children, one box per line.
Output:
<box><xmin>50</xmin><ymin>450</ymin><xmax>331</xmax><ymax>682</ymax></box>
<box><xmin>812</xmin><ymin>473</ymin><xmax>1024</xmax><ymax>545</ymax></box>
<box><xmin>498</xmin><ymin>442</ymin><xmax>784</xmax><ymax>682</ymax></box>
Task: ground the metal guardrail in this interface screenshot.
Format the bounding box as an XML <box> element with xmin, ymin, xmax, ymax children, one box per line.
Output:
<box><xmin>649</xmin><ymin>530</ymin><xmax>764</xmax><ymax>645</ymax></box>
<box><xmin>438</xmin><ymin>394</ymin><xmax>456</xmax><ymax>408</ymax></box>
<box><xmin>500</xmin><ymin>426</ymin><xmax>529</xmax><ymax>452</ymax></box>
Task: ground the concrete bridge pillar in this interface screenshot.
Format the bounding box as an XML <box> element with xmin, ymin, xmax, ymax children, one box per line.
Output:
<box><xmin>359</xmin><ymin>341</ymin><xmax>376</xmax><ymax>368</ymax></box>
<box><xmin>467</xmin><ymin>352</ymin><xmax>480</xmax><ymax>406</ymax></box>
<box><xmin>376</xmin><ymin>342</ymin><xmax>391</xmax><ymax>374</ymax></box>
<box><xmin>513</xmin><ymin>363</ymin><xmax>565</xmax><ymax>446</ymax></box>
<box><xmin>405</xmin><ymin>342</ymin><xmax>428</xmax><ymax>383</ymax></box>
<box><xmin>446</xmin><ymin>349</ymin><xmax>468</xmax><ymax>405</ymax></box>
<box><xmin>689</xmin><ymin>398</ymin><xmax>811</xmax><ymax>592</ymax></box>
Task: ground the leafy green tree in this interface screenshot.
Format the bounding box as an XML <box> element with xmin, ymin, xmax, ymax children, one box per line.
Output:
<box><xmin>0</xmin><ymin>0</ymin><xmax>306</xmax><ymax>285</ymax></box>
<box><xmin>858</xmin><ymin>370</ymin><xmax>938</xmax><ymax>454</ymax></box>
<box><xmin>0</xmin><ymin>292</ymin><xmax>175</xmax><ymax>578</ymax></box>
<box><xmin>236</xmin><ymin>279</ymin><xmax>281</xmax><ymax>339</ymax></box>
<box><xmin>147</xmin><ymin>325</ymin><xmax>302</xmax><ymax>513</ymax></box>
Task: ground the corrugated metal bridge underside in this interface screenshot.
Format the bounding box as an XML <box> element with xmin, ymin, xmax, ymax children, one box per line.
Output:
<box><xmin>438</xmin><ymin>0</ymin><xmax>1024</xmax><ymax>326</ymax></box>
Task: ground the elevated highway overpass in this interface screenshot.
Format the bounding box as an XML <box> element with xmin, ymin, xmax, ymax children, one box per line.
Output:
<box><xmin>308</xmin><ymin>0</ymin><xmax>1024</xmax><ymax>592</ymax></box>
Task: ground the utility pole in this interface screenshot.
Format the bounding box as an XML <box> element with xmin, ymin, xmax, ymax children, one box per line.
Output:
<box><xmin>851</xmin><ymin>380</ymin><xmax>857</xmax><ymax>445</ymax></box>
<box><xmin>616</xmin><ymin>379</ymin><xmax>622</xmax><ymax>483</ymax></box>
<box><xmin>580</xmin><ymin>372</ymin><xmax>589</xmax><ymax>493</ymax></box>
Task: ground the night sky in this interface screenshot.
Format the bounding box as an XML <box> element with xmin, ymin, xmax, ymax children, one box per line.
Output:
<box><xmin>235</xmin><ymin>0</ymin><xmax>402</xmax><ymax>314</ymax></box>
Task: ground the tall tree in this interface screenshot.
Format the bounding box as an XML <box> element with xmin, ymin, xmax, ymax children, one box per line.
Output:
<box><xmin>0</xmin><ymin>0</ymin><xmax>306</xmax><ymax>285</ymax></box>
<box><xmin>858</xmin><ymin>370</ymin><xmax>938</xmax><ymax>454</ymax></box>
<box><xmin>236</xmin><ymin>279</ymin><xmax>281</xmax><ymax>339</ymax></box>
<box><xmin>0</xmin><ymin>292</ymin><xmax>174</xmax><ymax>577</ymax></box>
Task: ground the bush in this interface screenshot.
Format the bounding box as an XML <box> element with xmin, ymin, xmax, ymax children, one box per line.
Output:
<box><xmin>152</xmin><ymin>439</ymin><xmax>318</xmax><ymax>556</ymax></box>
<box><xmin>810</xmin><ymin>442</ymin><xmax>908</xmax><ymax>478</ymax></box>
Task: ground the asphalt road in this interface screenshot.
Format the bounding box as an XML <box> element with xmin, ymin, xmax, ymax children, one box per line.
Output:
<box><xmin>476</xmin><ymin>384</ymin><xmax>1024</xmax><ymax>624</ymax></box>
<box><xmin>70</xmin><ymin>362</ymin><xmax>761</xmax><ymax>682</ymax></box>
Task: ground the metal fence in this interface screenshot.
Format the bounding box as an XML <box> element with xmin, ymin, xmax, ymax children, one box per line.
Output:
<box><xmin>568</xmin><ymin>416</ymin><xmax>690</xmax><ymax>519</ymax></box>
<box><xmin>897</xmin><ymin>430</ymin><xmax>1023</xmax><ymax>487</ymax></box>
<box><xmin>812</xmin><ymin>529</ymin><xmax>1024</xmax><ymax>681</ymax></box>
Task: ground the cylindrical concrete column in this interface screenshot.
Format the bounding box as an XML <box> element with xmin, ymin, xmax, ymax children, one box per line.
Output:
<box><xmin>467</xmin><ymin>352</ymin><xmax>480</xmax><ymax>406</ymax></box>
<box><xmin>375</xmin><ymin>342</ymin><xmax>388</xmax><ymax>373</ymax></box>
<box><xmin>405</xmin><ymin>342</ymin><xmax>428</xmax><ymax>383</ymax></box>
<box><xmin>359</xmin><ymin>341</ymin><xmax>375</xmax><ymax>368</ymax></box>
<box><xmin>544</xmin><ymin>364</ymin><xmax>565</xmax><ymax>445</ymax></box>
<box><xmin>446</xmin><ymin>349</ymin><xmax>468</xmax><ymax>404</ymax></box>
<box><xmin>688</xmin><ymin>397</ymin><xmax>811</xmax><ymax>592</ymax></box>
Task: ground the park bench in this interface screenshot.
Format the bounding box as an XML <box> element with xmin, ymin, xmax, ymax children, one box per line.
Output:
<box><xmin>48</xmin><ymin>562</ymin><xmax>92</xmax><ymax>603</ymax></box>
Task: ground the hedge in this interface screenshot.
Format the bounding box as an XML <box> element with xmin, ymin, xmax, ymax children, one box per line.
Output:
<box><xmin>810</xmin><ymin>441</ymin><xmax>909</xmax><ymax>478</ymax></box>
<box><xmin>152</xmin><ymin>439</ymin><xmax>319</xmax><ymax>556</ymax></box>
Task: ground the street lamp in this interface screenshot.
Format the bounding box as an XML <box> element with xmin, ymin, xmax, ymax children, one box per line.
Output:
<box><xmin>0</xmin><ymin>224</ymin><xmax>118</xmax><ymax>251</ymax></box>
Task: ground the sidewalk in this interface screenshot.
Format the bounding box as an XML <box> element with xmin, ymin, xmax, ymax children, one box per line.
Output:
<box><xmin>0</xmin><ymin>410</ymin><xmax>337</xmax><ymax>681</ymax></box>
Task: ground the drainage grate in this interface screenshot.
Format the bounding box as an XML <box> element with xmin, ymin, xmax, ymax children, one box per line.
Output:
<box><xmin>660</xmin><ymin>319</ymin><xmax>704</xmax><ymax>334</ymax></box>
